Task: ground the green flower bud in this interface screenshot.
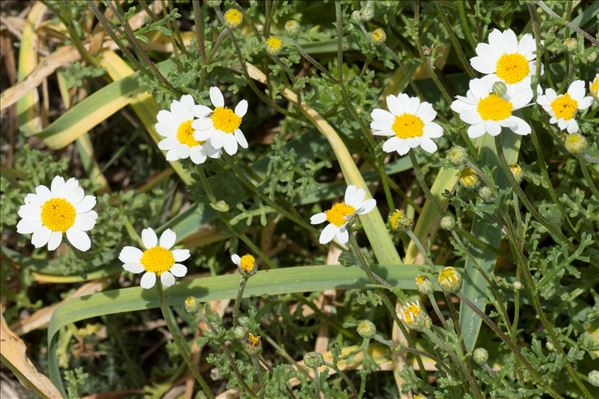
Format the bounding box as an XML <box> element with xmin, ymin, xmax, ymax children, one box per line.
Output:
<box><xmin>437</xmin><ymin>267</ymin><xmax>462</xmax><ymax>292</ymax></box>
<box><xmin>564</xmin><ymin>133</ymin><xmax>587</xmax><ymax>155</ymax></box>
<box><xmin>447</xmin><ymin>146</ymin><xmax>468</xmax><ymax>167</ymax></box>
<box><xmin>546</xmin><ymin>341</ymin><xmax>555</xmax><ymax>351</ymax></box>
<box><xmin>415</xmin><ymin>276</ymin><xmax>433</xmax><ymax>295</ymax></box>
<box><xmin>389</xmin><ymin>209</ymin><xmax>412</xmax><ymax>232</ymax></box>
<box><xmin>184</xmin><ymin>297</ymin><xmax>199</xmax><ymax>313</ymax></box>
<box><xmin>285</xmin><ymin>20</ymin><xmax>300</xmax><ymax>37</ymax></box>
<box><xmin>492</xmin><ymin>81</ymin><xmax>507</xmax><ymax>96</ymax></box>
<box><xmin>357</xmin><ymin>320</ymin><xmax>376</xmax><ymax>339</ymax></box>
<box><xmin>233</xmin><ymin>326</ymin><xmax>247</xmax><ymax>340</ymax></box>
<box><xmin>398</xmin><ymin>301</ymin><xmax>431</xmax><ymax>330</ymax></box>
<box><xmin>238</xmin><ymin>316</ymin><xmax>250</xmax><ymax>327</ymax></box>
<box><xmin>509</xmin><ymin>164</ymin><xmax>523</xmax><ymax>184</ymax></box>
<box><xmin>587</xmin><ymin>51</ymin><xmax>598</xmax><ymax>64</ymax></box>
<box><xmin>473</xmin><ymin>347</ymin><xmax>488</xmax><ymax>365</ymax></box>
<box><xmin>360</xmin><ymin>6</ymin><xmax>374</xmax><ymax>22</ymax></box>
<box><xmin>563</xmin><ymin>37</ymin><xmax>577</xmax><ymax>52</ymax></box>
<box><xmin>460</xmin><ymin>167</ymin><xmax>480</xmax><ymax>189</ymax></box>
<box><xmin>440</xmin><ymin>215</ymin><xmax>455</xmax><ymax>230</ymax></box>
<box><xmin>351</xmin><ymin>10</ymin><xmax>362</xmax><ymax>24</ymax></box>
<box><xmin>513</xmin><ymin>281</ymin><xmax>522</xmax><ymax>290</ymax></box>
<box><xmin>303</xmin><ymin>351</ymin><xmax>324</xmax><ymax>368</ymax></box>
<box><xmin>479</xmin><ymin>186</ymin><xmax>494</xmax><ymax>202</ymax></box>
<box><xmin>589</xmin><ymin>370</ymin><xmax>599</xmax><ymax>387</ymax></box>
<box><xmin>206</xmin><ymin>0</ymin><xmax>222</xmax><ymax>7</ymax></box>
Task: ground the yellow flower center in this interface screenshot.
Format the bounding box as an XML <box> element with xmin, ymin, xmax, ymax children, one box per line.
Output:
<box><xmin>176</xmin><ymin>120</ymin><xmax>203</xmax><ymax>147</ymax></box>
<box><xmin>325</xmin><ymin>203</ymin><xmax>356</xmax><ymax>227</ymax></box>
<box><xmin>224</xmin><ymin>9</ymin><xmax>242</xmax><ymax>27</ymax></box>
<box><xmin>477</xmin><ymin>94</ymin><xmax>513</xmax><ymax>121</ymax></box>
<box><xmin>247</xmin><ymin>333</ymin><xmax>261</xmax><ymax>347</ymax></box>
<box><xmin>438</xmin><ymin>267</ymin><xmax>461</xmax><ymax>290</ymax></box>
<box><xmin>389</xmin><ymin>209</ymin><xmax>405</xmax><ymax>231</ymax></box>
<box><xmin>415</xmin><ymin>275</ymin><xmax>426</xmax><ymax>286</ymax></box>
<box><xmin>41</xmin><ymin>198</ymin><xmax>76</xmax><ymax>232</ymax></box>
<box><xmin>460</xmin><ymin>167</ymin><xmax>479</xmax><ymax>188</ymax></box>
<box><xmin>266</xmin><ymin>36</ymin><xmax>282</xmax><ymax>52</ymax></box>
<box><xmin>400</xmin><ymin>303</ymin><xmax>422</xmax><ymax>325</ymax></box>
<box><xmin>591</xmin><ymin>77</ymin><xmax>599</xmax><ymax>97</ymax></box>
<box><xmin>392</xmin><ymin>114</ymin><xmax>424</xmax><ymax>139</ymax></box>
<box><xmin>140</xmin><ymin>246</ymin><xmax>174</xmax><ymax>275</ymax></box>
<box><xmin>211</xmin><ymin>107</ymin><xmax>242</xmax><ymax>133</ymax></box>
<box><xmin>240</xmin><ymin>254</ymin><xmax>255</xmax><ymax>272</ymax></box>
<box><xmin>495</xmin><ymin>53</ymin><xmax>530</xmax><ymax>84</ymax></box>
<box><xmin>550</xmin><ymin>94</ymin><xmax>578</xmax><ymax>120</ymax></box>
<box><xmin>371</xmin><ymin>28</ymin><xmax>386</xmax><ymax>43</ymax></box>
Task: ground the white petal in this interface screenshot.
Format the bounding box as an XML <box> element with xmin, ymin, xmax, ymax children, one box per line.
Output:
<box><xmin>519</xmin><ymin>34</ymin><xmax>536</xmax><ymax>59</ymax></box>
<box><xmin>192</xmin><ymin>104</ymin><xmax>212</xmax><ymax>117</ymax></box>
<box><xmin>74</xmin><ymin>212</ymin><xmax>97</xmax><ymax>232</ymax></box>
<box><xmin>416</xmin><ymin>102</ymin><xmax>437</xmax><ymax>122</ymax></box>
<box><xmin>395</xmin><ymin>141</ymin><xmax>411</xmax><ymax>155</ymax></box>
<box><xmin>160</xmin><ymin>271</ymin><xmax>176</xmax><ymax>287</ymax></box>
<box><xmin>47</xmin><ymin>231</ymin><xmax>63</xmax><ymax>251</ymax></box>
<box><xmin>159</xmin><ymin>229</ymin><xmax>177</xmax><ymax>249</ymax></box>
<box><xmin>123</xmin><ymin>263</ymin><xmax>144</xmax><ymax>273</ymax></box>
<box><xmin>231</xmin><ymin>254</ymin><xmax>241</xmax><ymax>265</ymax></box>
<box><xmin>467</xmin><ymin>123</ymin><xmax>487</xmax><ymax>139</ymax></box>
<box><xmin>177</xmin><ymin>145</ymin><xmax>190</xmax><ymax>158</ymax></box>
<box><xmin>50</xmin><ymin>176</ymin><xmax>66</xmax><ymax>196</ymax></box>
<box><xmin>335</xmin><ymin>228</ymin><xmax>349</xmax><ymax>244</ymax></box>
<box><xmin>470</xmin><ymin>56</ymin><xmax>496</xmax><ymax>74</ymax></box>
<box><xmin>192</xmin><ymin>118</ymin><xmax>212</xmax><ymax>131</ymax></box>
<box><xmin>347</xmin><ymin>188</ymin><xmax>365</xmax><ymax>208</ymax></box>
<box><xmin>566</xmin><ymin>120</ymin><xmax>579</xmax><ymax>134</ymax></box>
<box><xmin>159</xmin><ymin>137</ymin><xmax>178</xmax><ymax>150</ymax></box>
<box><xmin>356</xmin><ymin>199</ymin><xmax>376</xmax><ymax>215</ymax></box>
<box><xmin>119</xmin><ymin>246</ymin><xmax>143</xmax><ymax>263</ymax></box>
<box><xmin>420</xmin><ymin>138</ymin><xmax>438</xmax><ymax>153</ymax></box>
<box><xmin>76</xmin><ymin>196</ymin><xmax>96</xmax><ymax>213</ymax></box>
<box><xmin>235</xmin><ymin>100</ymin><xmax>248</xmax><ymax>117</ymax></box>
<box><xmin>485</xmin><ymin>121</ymin><xmax>502</xmax><ymax>136</ymax></box>
<box><xmin>460</xmin><ymin>109</ymin><xmax>483</xmax><ymax>125</ymax></box>
<box><xmin>383</xmin><ymin>137</ymin><xmax>401</xmax><ymax>153</ymax></box>
<box><xmin>310</xmin><ymin>212</ymin><xmax>327</xmax><ymax>224</ymax></box>
<box><xmin>344</xmin><ymin>185</ymin><xmax>358</xmax><ymax>205</ymax></box>
<box><xmin>210</xmin><ymin>87</ymin><xmax>225</xmax><ymax>107</ymax></box>
<box><xmin>510</xmin><ymin>117</ymin><xmax>531</xmax><ymax>135</ymax></box>
<box><xmin>156</xmin><ymin>109</ymin><xmax>172</xmax><ymax>123</ymax></box>
<box><xmin>567</xmin><ymin>80</ymin><xmax>585</xmax><ymax>100</ymax></box>
<box><xmin>319</xmin><ymin>224</ymin><xmax>338</xmax><ymax>244</ymax></box>
<box><xmin>423</xmin><ymin>122</ymin><xmax>443</xmax><ymax>138</ymax></box>
<box><xmin>190</xmin><ymin>149</ymin><xmax>207</xmax><ymax>164</ymax></box>
<box><xmin>386</xmin><ymin>95</ymin><xmax>402</xmax><ymax>115</ymax></box>
<box><xmin>234</xmin><ymin>130</ymin><xmax>248</xmax><ymax>149</ymax></box>
<box><xmin>17</xmin><ymin>218</ymin><xmax>42</xmax><ymax>234</ymax></box>
<box><xmin>173</xmin><ymin>249</ymin><xmax>191</xmax><ymax>262</ymax></box>
<box><xmin>142</xmin><ymin>228</ymin><xmax>158</xmax><ymax>249</ymax></box>
<box><xmin>166</xmin><ymin>149</ymin><xmax>179</xmax><ymax>161</ymax></box>
<box><xmin>66</xmin><ymin>229</ymin><xmax>91</xmax><ymax>251</ymax></box>
<box><xmin>222</xmin><ymin>136</ymin><xmax>238</xmax><ymax>155</ymax></box>
<box><xmin>170</xmin><ymin>263</ymin><xmax>187</xmax><ymax>277</ymax></box>
<box><xmin>373</xmin><ymin>128</ymin><xmax>395</xmax><ymax>137</ymax></box>
<box><xmin>31</xmin><ymin>226</ymin><xmax>51</xmax><ymax>248</ymax></box>
<box><xmin>470</xmin><ymin>79</ymin><xmax>489</xmax><ymax>99</ymax></box>
<box><xmin>578</xmin><ymin>96</ymin><xmax>593</xmax><ymax>110</ymax></box>
<box><xmin>371</xmin><ymin>108</ymin><xmax>395</xmax><ymax>123</ymax></box>
<box><xmin>18</xmin><ymin>204</ymin><xmax>41</xmax><ymax>221</ymax></box>
<box><xmin>140</xmin><ymin>272</ymin><xmax>156</xmax><ymax>289</ymax></box>
<box><xmin>502</xmin><ymin>29</ymin><xmax>519</xmax><ymax>50</ymax></box>
<box><xmin>179</xmin><ymin>94</ymin><xmax>195</xmax><ymax>109</ymax></box>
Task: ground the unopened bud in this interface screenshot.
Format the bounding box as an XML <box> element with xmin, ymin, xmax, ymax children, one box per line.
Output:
<box><xmin>184</xmin><ymin>297</ymin><xmax>199</xmax><ymax>313</ymax></box>
<box><xmin>591</xmin><ymin>75</ymin><xmax>599</xmax><ymax>99</ymax></box>
<box><xmin>437</xmin><ymin>267</ymin><xmax>462</xmax><ymax>292</ymax></box>
<box><xmin>447</xmin><ymin>145</ymin><xmax>468</xmax><ymax>167</ymax></box>
<box><xmin>233</xmin><ymin>326</ymin><xmax>247</xmax><ymax>340</ymax></box>
<box><xmin>473</xmin><ymin>347</ymin><xmax>488</xmax><ymax>365</ymax></box>
<box><xmin>492</xmin><ymin>81</ymin><xmax>507</xmax><ymax>96</ymax></box>
<box><xmin>587</xmin><ymin>52</ymin><xmax>598</xmax><ymax>64</ymax></box>
<box><xmin>563</xmin><ymin>37</ymin><xmax>577</xmax><ymax>52</ymax></box>
<box><xmin>513</xmin><ymin>281</ymin><xmax>522</xmax><ymax>290</ymax></box>
<box><xmin>589</xmin><ymin>370</ymin><xmax>599</xmax><ymax>387</ymax></box>
<box><xmin>479</xmin><ymin>186</ymin><xmax>494</xmax><ymax>202</ymax></box>
<box><xmin>415</xmin><ymin>276</ymin><xmax>433</xmax><ymax>295</ymax></box>
<box><xmin>440</xmin><ymin>215</ymin><xmax>455</xmax><ymax>230</ymax></box>
<box><xmin>564</xmin><ymin>133</ymin><xmax>587</xmax><ymax>155</ymax></box>
<box><xmin>238</xmin><ymin>316</ymin><xmax>250</xmax><ymax>327</ymax></box>
<box><xmin>509</xmin><ymin>164</ymin><xmax>523</xmax><ymax>184</ymax></box>
<box><xmin>285</xmin><ymin>20</ymin><xmax>300</xmax><ymax>37</ymax></box>
<box><xmin>389</xmin><ymin>209</ymin><xmax>412</xmax><ymax>231</ymax></box>
<box><xmin>546</xmin><ymin>341</ymin><xmax>555</xmax><ymax>351</ymax></box>
<box><xmin>357</xmin><ymin>320</ymin><xmax>376</xmax><ymax>339</ymax></box>
<box><xmin>244</xmin><ymin>333</ymin><xmax>261</xmax><ymax>352</ymax></box>
<box><xmin>351</xmin><ymin>10</ymin><xmax>362</xmax><ymax>24</ymax></box>
<box><xmin>206</xmin><ymin>0</ymin><xmax>221</xmax><ymax>7</ymax></box>
<box><xmin>360</xmin><ymin>6</ymin><xmax>374</xmax><ymax>22</ymax></box>
<box><xmin>303</xmin><ymin>351</ymin><xmax>324</xmax><ymax>368</ymax></box>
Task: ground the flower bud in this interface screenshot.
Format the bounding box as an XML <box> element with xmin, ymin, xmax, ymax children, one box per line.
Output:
<box><xmin>285</xmin><ymin>20</ymin><xmax>300</xmax><ymax>37</ymax></box>
<box><xmin>509</xmin><ymin>164</ymin><xmax>523</xmax><ymax>184</ymax></box>
<box><xmin>389</xmin><ymin>209</ymin><xmax>412</xmax><ymax>232</ymax></box>
<box><xmin>370</xmin><ymin>28</ymin><xmax>386</xmax><ymax>45</ymax></box>
<box><xmin>238</xmin><ymin>316</ymin><xmax>250</xmax><ymax>327</ymax></box>
<box><xmin>460</xmin><ymin>167</ymin><xmax>479</xmax><ymax>189</ymax></box>
<box><xmin>437</xmin><ymin>267</ymin><xmax>462</xmax><ymax>292</ymax></box>
<box><xmin>223</xmin><ymin>8</ymin><xmax>243</xmax><ymax>29</ymax></box>
<box><xmin>357</xmin><ymin>320</ymin><xmax>376</xmax><ymax>339</ymax></box>
<box><xmin>473</xmin><ymin>347</ymin><xmax>488</xmax><ymax>365</ymax></box>
<box><xmin>265</xmin><ymin>35</ymin><xmax>283</xmax><ymax>55</ymax></box>
<box><xmin>351</xmin><ymin>10</ymin><xmax>362</xmax><ymax>24</ymax></box>
<box><xmin>303</xmin><ymin>351</ymin><xmax>324</xmax><ymax>368</ymax></box>
<box><xmin>563</xmin><ymin>37</ymin><xmax>577</xmax><ymax>52</ymax></box>
<box><xmin>492</xmin><ymin>81</ymin><xmax>507</xmax><ymax>96</ymax></box>
<box><xmin>545</xmin><ymin>341</ymin><xmax>555</xmax><ymax>351</ymax></box>
<box><xmin>360</xmin><ymin>5</ymin><xmax>374</xmax><ymax>22</ymax></box>
<box><xmin>513</xmin><ymin>280</ymin><xmax>522</xmax><ymax>290</ymax></box>
<box><xmin>413</xmin><ymin>395</ymin><xmax>428</xmax><ymax>399</ymax></box>
<box><xmin>398</xmin><ymin>301</ymin><xmax>431</xmax><ymax>330</ymax></box>
<box><xmin>244</xmin><ymin>332</ymin><xmax>261</xmax><ymax>352</ymax></box>
<box><xmin>589</xmin><ymin>370</ymin><xmax>599</xmax><ymax>387</ymax></box>
<box><xmin>415</xmin><ymin>275</ymin><xmax>433</xmax><ymax>295</ymax></box>
<box><xmin>233</xmin><ymin>326</ymin><xmax>247</xmax><ymax>340</ymax></box>
<box><xmin>184</xmin><ymin>296</ymin><xmax>199</xmax><ymax>313</ymax></box>
<box><xmin>206</xmin><ymin>0</ymin><xmax>221</xmax><ymax>7</ymax></box>
<box><xmin>564</xmin><ymin>133</ymin><xmax>587</xmax><ymax>155</ymax></box>
<box><xmin>479</xmin><ymin>186</ymin><xmax>494</xmax><ymax>202</ymax></box>
<box><xmin>587</xmin><ymin>52</ymin><xmax>598</xmax><ymax>64</ymax></box>
<box><xmin>440</xmin><ymin>215</ymin><xmax>455</xmax><ymax>230</ymax></box>
<box><xmin>447</xmin><ymin>145</ymin><xmax>468</xmax><ymax>167</ymax></box>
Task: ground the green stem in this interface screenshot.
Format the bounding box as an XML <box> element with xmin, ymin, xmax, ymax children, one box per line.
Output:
<box><xmin>156</xmin><ymin>282</ymin><xmax>214</xmax><ymax>399</ymax></box>
<box><xmin>232</xmin><ymin>274</ymin><xmax>249</xmax><ymax>326</ymax></box>
<box><xmin>192</xmin><ymin>0</ymin><xmax>207</xmax><ymax>64</ymax></box>
<box><xmin>334</xmin><ymin>1</ymin><xmax>343</xmax><ymax>83</ymax></box>
<box><xmin>457</xmin><ymin>0</ymin><xmax>477</xmax><ymax>49</ymax></box>
<box><xmin>409</xmin><ymin>152</ymin><xmax>444</xmax><ymax>213</ymax></box>
<box><xmin>578</xmin><ymin>156</ymin><xmax>599</xmax><ymax>198</ymax></box>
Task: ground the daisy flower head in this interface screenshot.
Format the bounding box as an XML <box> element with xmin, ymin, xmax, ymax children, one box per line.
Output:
<box><xmin>536</xmin><ymin>80</ymin><xmax>593</xmax><ymax>134</ymax></box>
<box><xmin>16</xmin><ymin>176</ymin><xmax>97</xmax><ymax>252</ymax></box>
<box><xmin>590</xmin><ymin>74</ymin><xmax>599</xmax><ymax>101</ymax></box>
<box><xmin>231</xmin><ymin>253</ymin><xmax>256</xmax><ymax>273</ymax></box>
<box><xmin>370</xmin><ymin>93</ymin><xmax>444</xmax><ymax>156</ymax></box>
<box><xmin>310</xmin><ymin>185</ymin><xmax>376</xmax><ymax>245</ymax></box>
<box><xmin>155</xmin><ymin>94</ymin><xmax>220</xmax><ymax>164</ymax></box>
<box><xmin>451</xmin><ymin>75</ymin><xmax>533</xmax><ymax>138</ymax></box>
<box><xmin>224</xmin><ymin>8</ymin><xmax>243</xmax><ymax>29</ymax></box>
<box><xmin>119</xmin><ymin>228</ymin><xmax>190</xmax><ymax>289</ymax></box>
<box><xmin>398</xmin><ymin>301</ymin><xmax>431</xmax><ymax>330</ymax></box>
<box><xmin>265</xmin><ymin>35</ymin><xmax>283</xmax><ymax>55</ymax></box>
<box><xmin>192</xmin><ymin>87</ymin><xmax>249</xmax><ymax>156</ymax></box>
<box><xmin>470</xmin><ymin>28</ymin><xmax>537</xmax><ymax>86</ymax></box>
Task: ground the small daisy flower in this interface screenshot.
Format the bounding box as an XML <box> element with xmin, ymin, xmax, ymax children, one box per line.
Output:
<box><xmin>536</xmin><ymin>80</ymin><xmax>593</xmax><ymax>134</ymax></box>
<box><xmin>155</xmin><ymin>94</ymin><xmax>220</xmax><ymax>164</ymax></box>
<box><xmin>16</xmin><ymin>176</ymin><xmax>97</xmax><ymax>251</ymax></box>
<box><xmin>231</xmin><ymin>253</ymin><xmax>256</xmax><ymax>273</ymax></box>
<box><xmin>451</xmin><ymin>75</ymin><xmax>533</xmax><ymax>138</ymax></box>
<box><xmin>590</xmin><ymin>74</ymin><xmax>599</xmax><ymax>101</ymax></box>
<box><xmin>119</xmin><ymin>228</ymin><xmax>190</xmax><ymax>289</ymax></box>
<box><xmin>398</xmin><ymin>301</ymin><xmax>430</xmax><ymax>330</ymax></box>
<box><xmin>310</xmin><ymin>185</ymin><xmax>376</xmax><ymax>244</ymax></box>
<box><xmin>370</xmin><ymin>28</ymin><xmax>386</xmax><ymax>45</ymax></box>
<box><xmin>370</xmin><ymin>94</ymin><xmax>444</xmax><ymax>155</ymax></box>
<box><xmin>223</xmin><ymin>8</ymin><xmax>243</xmax><ymax>29</ymax></box>
<box><xmin>192</xmin><ymin>87</ymin><xmax>248</xmax><ymax>156</ymax></box>
<box><xmin>265</xmin><ymin>35</ymin><xmax>283</xmax><ymax>55</ymax></box>
<box><xmin>470</xmin><ymin>28</ymin><xmax>538</xmax><ymax>86</ymax></box>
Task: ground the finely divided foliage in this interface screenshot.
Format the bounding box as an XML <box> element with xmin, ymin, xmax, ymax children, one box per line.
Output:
<box><xmin>1</xmin><ymin>1</ymin><xmax>598</xmax><ymax>399</ymax></box>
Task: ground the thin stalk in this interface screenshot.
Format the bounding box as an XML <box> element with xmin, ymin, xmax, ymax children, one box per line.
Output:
<box><xmin>57</xmin><ymin>1</ymin><xmax>98</xmax><ymax>68</ymax></box>
<box><xmin>578</xmin><ymin>156</ymin><xmax>599</xmax><ymax>198</ymax></box>
<box><xmin>427</xmin><ymin>292</ymin><xmax>449</xmax><ymax>330</ymax></box>
<box><xmin>232</xmin><ymin>274</ymin><xmax>249</xmax><ymax>326</ymax></box>
<box><xmin>406</xmin><ymin>229</ymin><xmax>433</xmax><ymax>265</ymax></box>
<box><xmin>293</xmin><ymin>39</ymin><xmax>337</xmax><ymax>83</ymax></box>
<box><xmin>334</xmin><ymin>1</ymin><xmax>343</xmax><ymax>82</ymax></box>
<box><xmin>191</xmin><ymin>0</ymin><xmax>206</xmax><ymax>64</ymax></box>
<box><xmin>156</xmin><ymin>282</ymin><xmax>214</xmax><ymax>399</ymax></box>
<box><xmin>536</xmin><ymin>0</ymin><xmax>599</xmax><ymax>46</ymax></box>
<box><xmin>457</xmin><ymin>0</ymin><xmax>477</xmax><ymax>49</ymax></box>
<box><xmin>222</xmin><ymin>342</ymin><xmax>259</xmax><ymax>398</ymax></box>
<box><xmin>250</xmin><ymin>355</ymin><xmax>266</xmax><ymax>399</ymax></box>
<box><xmin>323</xmin><ymin>361</ymin><xmax>359</xmax><ymax>399</ymax></box>
<box><xmin>312</xmin><ymin>366</ymin><xmax>322</xmax><ymax>398</ymax></box>
<box><xmin>409</xmin><ymin>152</ymin><xmax>444</xmax><ymax>213</ymax></box>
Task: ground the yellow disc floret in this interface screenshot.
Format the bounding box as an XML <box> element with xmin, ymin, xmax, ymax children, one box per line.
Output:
<box><xmin>398</xmin><ymin>301</ymin><xmax>429</xmax><ymax>329</ymax></box>
<box><xmin>392</xmin><ymin>114</ymin><xmax>424</xmax><ymax>139</ymax></box>
<box><xmin>495</xmin><ymin>53</ymin><xmax>530</xmax><ymax>84</ymax></box>
<box><xmin>239</xmin><ymin>254</ymin><xmax>256</xmax><ymax>272</ymax></box>
<box><xmin>246</xmin><ymin>333</ymin><xmax>261</xmax><ymax>347</ymax></box>
<box><xmin>141</xmin><ymin>246</ymin><xmax>175</xmax><ymax>275</ymax></box>
<box><xmin>211</xmin><ymin>107</ymin><xmax>242</xmax><ymax>133</ymax></box>
<box><xmin>224</xmin><ymin>8</ymin><xmax>243</xmax><ymax>28</ymax></box>
<box><xmin>437</xmin><ymin>267</ymin><xmax>462</xmax><ymax>292</ymax></box>
<box><xmin>550</xmin><ymin>94</ymin><xmax>578</xmax><ymax>120</ymax></box>
<box><xmin>325</xmin><ymin>203</ymin><xmax>356</xmax><ymax>227</ymax></box>
<box><xmin>477</xmin><ymin>94</ymin><xmax>513</xmax><ymax>121</ymax></box>
<box><xmin>177</xmin><ymin>120</ymin><xmax>202</xmax><ymax>147</ymax></box>
<box><xmin>460</xmin><ymin>167</ymin><xmax>479</xmax><ymax>188</ymax></box>
<box><xmin>41</xmin><ymin>198</ymin><xmax>76</xmax><ymax>232</ymax></box>
<box><xmin>265</xmin><ymin>36</ymin><xmax>283</xmax><ymax>55</ymax></box>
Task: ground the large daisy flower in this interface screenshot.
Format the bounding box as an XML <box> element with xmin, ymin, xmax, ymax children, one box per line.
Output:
<box><xmin>537</xmin><ymin>80</ymin><xmax>593</xmax><ymax>134</ymax></box>
<box><xmin>192</xmin><ymin>87</ymin><xmax>248</xmax><ymax>156</ymax></box>
<box><xmin>591</xmin><ymin>74</ymin><xmax>599</xmax><ymax>101</ymax></box>
<box><xmin>470</xmin><ymin>28</ymin><xmax>537</xmax><ymax>87</ymax></box>
<box><xmin>450</xmin><ymin>75</ymin><xmax>533</xmax><ymax>138</ymax></box>
<box><xmin>370</xmin><ymin>94</ymin><xmax>444</xmax><ymax>155</ymax></box>
<box><xmin>16</xmin><ymin>176</ymin><xmax>97</xmax><ymax>251</ymax></box>
<box><xmin>310</xmin><ymin>185</ymin><xmax>376</xmax><ymax>244</ymax></box>
<box><xmin>155</xmin><ymin>94</ymin><xmax>220</xmax><ymax>164</ymax></box>
<box><xmin>119</xmin><ymin>228</ymin><xmax>190</xmax><ymax>289</ymax></box>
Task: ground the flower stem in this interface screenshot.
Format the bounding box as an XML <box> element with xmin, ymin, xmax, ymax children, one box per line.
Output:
<box><xmin>232</xmin><ymin>274</ymin><xmax>249</xmax><ymax>326</ymax></box>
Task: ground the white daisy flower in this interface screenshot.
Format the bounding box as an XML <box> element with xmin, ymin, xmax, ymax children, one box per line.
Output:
<box><xmin>370</xmin><ymin>94</ymin><xmax>444</xmax><ymax>155</ymax></box>
<box><xmin>192</xmin><ymin>87</ymin><xmax>249</xmax><ymax>156</ymax></box>
<box><xmin>470</xmin><ymin>28</ymin><xmax>538</xmax><ymax>86</ymax></box>
<box><xmin>16</xmin><ymin>176</ymin><xmax>97</xmax><ymax>252</ymax></box>
<box><xmin>537</xmin><ymin>80</ymin><xmax>594</xmax><ymax>134</ymax></box>
<box><xmin>310</xmin><ymin>185</ymin><xmax>376</xmax><ymax>245</ymax></box>
<box><xmin>155</xmin><ymin>94</ymin><xmax>220</xmax><ymax>164</ymax></box>
<box><xmin>119</xmin><ymin>228</ymin><xmax>190</xmax><ymax>289</ymax></box>
<box><xmin>591</xmin><ymin>74</ymin><xmax>599</xmax><ymax>101</ymax></box>
<box><xmin>450</xmin><ymin>75</ymin><xmax>533</xmax><ymax>138</ymax></box>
